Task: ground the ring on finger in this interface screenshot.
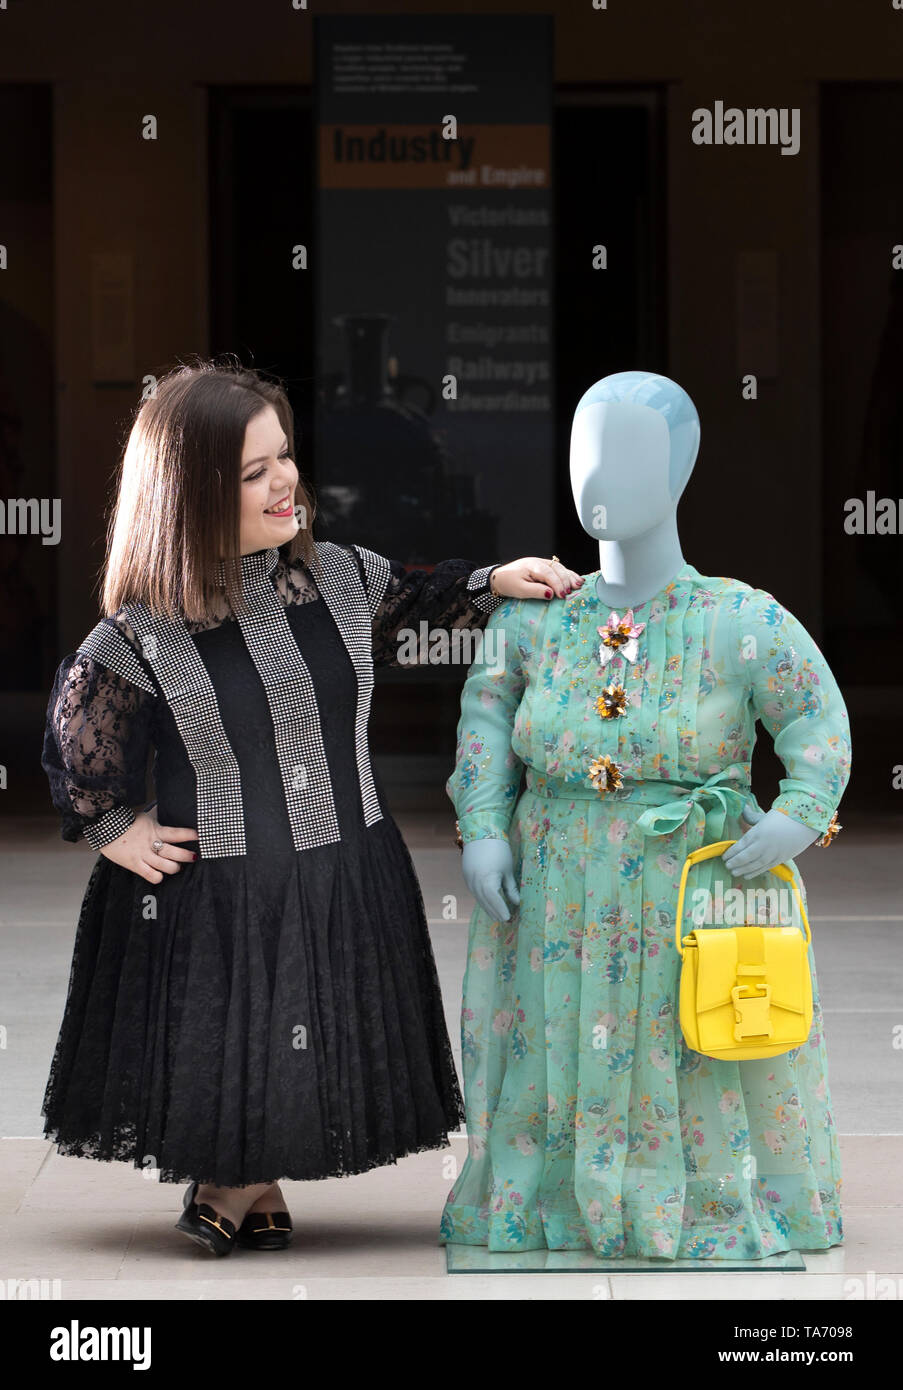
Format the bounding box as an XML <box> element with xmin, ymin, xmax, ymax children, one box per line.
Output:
<box><xmin>152</xmin><ymin>839</ymin><xmax>164</xmax><ymax>852</ymax></box>
<box><xmin>550</xmin><ymin>555</ymin><xmax>572</xmax><ymax>593</ymax></box>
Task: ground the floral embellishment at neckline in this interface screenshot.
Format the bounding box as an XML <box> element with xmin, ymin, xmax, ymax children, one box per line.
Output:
<box><xmin>587</xmin><ymin>754</ymin><xmax>624</xmax><ymax>795</ymax></box>
<box><xmin>598</xmin><ymin>610</ymin><xmax>646</xmax><ymax>667</ymax></box>
<box><xmin>596</xmin><ymin>684</ymin><xmax>628</xmax><ymax>719</ymax></box>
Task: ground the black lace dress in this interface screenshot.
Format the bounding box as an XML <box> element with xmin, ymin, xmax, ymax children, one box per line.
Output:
<box><xmin>40</xmin><ymin>539</ymin><xmax>502</xmax><ymax>1186</ymax></box>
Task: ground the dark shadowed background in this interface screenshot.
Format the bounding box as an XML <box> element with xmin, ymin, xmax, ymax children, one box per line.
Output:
<box><xmin>1</xmin><ymin>0</ymin><xmax>900</xmax><ymax>827</ymax></box>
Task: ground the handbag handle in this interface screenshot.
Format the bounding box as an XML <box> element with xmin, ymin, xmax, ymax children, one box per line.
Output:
<box><xmin>673</xmin><ymin>839</ymin><xmax>811</xmax><ymax>958</ymax></box>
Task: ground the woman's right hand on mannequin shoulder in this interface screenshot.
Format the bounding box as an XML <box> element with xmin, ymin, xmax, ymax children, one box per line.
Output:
<box><xmin>99</xmin><ymin>811</ymin><xmax>199</xmax><ymax>883</ymax></box>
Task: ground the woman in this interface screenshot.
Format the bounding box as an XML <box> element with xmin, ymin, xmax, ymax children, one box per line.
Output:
<box><xmin>40</xmin><ymin>357</ymin><xmax>583</xmax><ymax>1255</ymax></box>
<box><xmin>441</xmin><ymin>564</ymin><xmax>850</xmax><ymax>1260</ymax></box>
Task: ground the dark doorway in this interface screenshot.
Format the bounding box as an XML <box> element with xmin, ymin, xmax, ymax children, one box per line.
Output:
<box><xmin>208</xmin><ymin>86</ymin><xmax>666</xmax><ymax>798</ymax></box>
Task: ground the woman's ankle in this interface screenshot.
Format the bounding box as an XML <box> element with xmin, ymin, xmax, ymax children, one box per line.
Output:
<box><xmin>195</xmin><ymin>1181</ymin><xmax>272</xmax><ymax>1221</ymax></box>
<box><xmin>245</xmin><ymin>1181</ymin><xmax>286</xmax><ymax>1213</ymax></box>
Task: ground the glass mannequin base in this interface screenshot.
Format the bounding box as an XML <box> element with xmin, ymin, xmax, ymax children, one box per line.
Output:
<box><xmin>445</xmin><ymin>1245</ymin><xmax>806</xmax><ymax>1273</ymax></box>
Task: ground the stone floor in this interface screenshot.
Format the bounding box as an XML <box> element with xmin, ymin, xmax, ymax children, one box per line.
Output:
<box><xmin>1</xmin><ymin>811</ymin><xmax>901</xmax><ymax>1300</ymax></box>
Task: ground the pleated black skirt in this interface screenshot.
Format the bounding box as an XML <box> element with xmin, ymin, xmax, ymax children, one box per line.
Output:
<box><xmin>41</xmin><ymin>814</ymin><xmax>464</xmax><ymax>1186</ymax></box>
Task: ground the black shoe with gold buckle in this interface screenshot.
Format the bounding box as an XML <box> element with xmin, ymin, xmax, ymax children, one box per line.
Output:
<box><xmin>236</xmin><ymin>1207</ymin><xmax>294</xmax><ymax>1250</ymax></box>
<box><xmin>174</xmin><ymin>1181</ymin><xmax>237</xmax><ymax>1256</ymax></box>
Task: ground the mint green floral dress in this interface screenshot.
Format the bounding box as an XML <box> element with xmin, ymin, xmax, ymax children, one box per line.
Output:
<box><xmin>439</xmin><ymin>562</ymin><xmax>851</xmax><ymax>1260</ymax></box>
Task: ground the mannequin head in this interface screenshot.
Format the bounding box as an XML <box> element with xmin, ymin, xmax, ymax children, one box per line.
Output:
<box><xmin>570</xmin><ymin>371</ymin><xmax>700</xmax><ymax>542</ymax></box>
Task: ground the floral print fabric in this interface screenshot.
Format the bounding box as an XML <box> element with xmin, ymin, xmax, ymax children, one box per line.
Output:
<box><xmin>440</xmin><ymin>563</ymin><xmax>851</xmax><ymax>1259</ymax></box>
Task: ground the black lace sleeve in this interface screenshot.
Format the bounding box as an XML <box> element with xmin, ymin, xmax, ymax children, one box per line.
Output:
<box><xmin>41</xmin><ymin>640</ymin><xmax>157</xmax><ymax>850</ymax></box>
<box><xmin>362</xmin><ymin>554</ymin><xmax>505</xmax><ymax>668</ymax></box>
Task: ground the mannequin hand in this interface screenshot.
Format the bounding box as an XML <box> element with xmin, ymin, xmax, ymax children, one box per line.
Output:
<box><xmin>461</xmin><ymin>838</ymin><xmax>520</xmax><ymax>921</ymax></box>
<box><xmin>99</xmin><ymin>811</ymin><xmax>199</xmax><ymax>884</ymax></box>
<box><xmin>492</xmin><ymin>557</ymin><xmax>584</xmax><ymax>601</ymax></box>
<box><xmin>721</xmin><ymin>804</ymin><xmax>820</xmax><ymax>878</ymax></box>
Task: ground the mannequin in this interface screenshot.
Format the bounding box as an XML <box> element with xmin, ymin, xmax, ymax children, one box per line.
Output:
<box><xmin>462</xmin><ymin>371</ymin><xmax>822</xmax><ymax>921</ymax></box>
<box><xmin>443</xmin><ymin>370</ymin><xmax>849</xmax><ymax>1260</ymax></box>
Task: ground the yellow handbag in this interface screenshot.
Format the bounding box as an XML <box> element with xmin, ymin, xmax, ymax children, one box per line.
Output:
<box><xmin>674</xmin><ymin>839</ymin><xmax>813</xmax><ymax>1062</ymax></box>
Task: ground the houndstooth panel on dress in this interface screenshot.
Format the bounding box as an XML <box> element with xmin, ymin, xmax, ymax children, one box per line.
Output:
<box><xmin>466</xmin><ymin>564</ymin><xmax>503</xmax><ymax>613</ymax></box>
<box><xmin>234</xmin><ymin>543</ymin><xmax>345</xmax><ymax>851</ymax></box>
<box><xmin>349</xmin><ymin>543</ymin><xmax>392</xmax><ymax>617</ymax></box>
<box><xmin>119</xmin><ymin>541</ymin><xmax>392</xmax><ymax>857</ymax></box>
<box><xmin>77</xmin><ymin>619</ymin><xmax>159</xmax><ymax>696</ymax></box>
<box><xmin>235</xmin><ymin>539</ymin><xmax>397</xmax><ymax>846</ymax></box>
<box><xmin>107</xmin><ymin>540</ymin><xmax>494</xmax><ymax>858</ymax></box>
<box><xmin>121</xmin><ymin>600</ymin><xmax>249</xmax><ymax>859</ymax></box>
<box><xmin>310</xmin><ymin>540</ymin><xmax>390</xmax><ymax>832</ymax></box>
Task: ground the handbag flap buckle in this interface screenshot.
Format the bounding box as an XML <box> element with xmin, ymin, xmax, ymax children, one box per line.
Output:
<box><xmin>731</xmin><ymin>982</ymin><xmax>773</xmax><ymax>1040</ymax></box>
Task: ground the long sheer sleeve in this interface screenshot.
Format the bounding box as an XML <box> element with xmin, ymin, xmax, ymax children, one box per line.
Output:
<box><xmin>446</xmin><ymin>598</ymin><xmax>527</xmax><ymax>844</ymax></box>
<box><xmin>353</xmin><ymin>548</ymin><xmax>505</xmax><ymax>668</ymax></box>
<box><xmin>41</xmin><ymin>624</ymin><xmax>158</xmax><ymax>850</ymax></box>
<box><xmin>730</xmin><ymin>586</ymin><xmax>852</xmax><ymax>836</ymax></box>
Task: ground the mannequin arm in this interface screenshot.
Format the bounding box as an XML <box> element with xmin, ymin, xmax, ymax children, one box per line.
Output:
<box><xmin>723</xmin><ymin>803</ymin><xmax>820</xmax><ymax>879</ymax></box>
<box><xmin>722</xmin><ymin>587</ymin><xmax>851</xmax><ymax>879</ymax></box>
<box><xmin>447</xmin><ymin>599</ymin><xmax>527</xmax><ymax>917</ymax></box>
<box><xmin>461</xmin><ymin>838</ymin><xmax>520</xmax><ymax>921</ymax></box>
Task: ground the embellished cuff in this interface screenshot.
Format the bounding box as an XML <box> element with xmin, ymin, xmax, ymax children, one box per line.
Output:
<box><xmin>454</xmin><ymin>810</ymin><xmax>512</xmax><ymax>844</ymax></box>
<box><xmin>82</xmin><ymin>805</ymin><xmax>137</xmax><ymax>851</ymax></box>
<box><xmin>773</xmin><ymin>791</ymin><xmax>841</xmax><ymax>840</ymax></box>
<box><xmin>466</xmin><ymin>564</ymin><xmax>505</xmax><ymax>616</ymax></box>
<box><xmin>815</xmin><ymin>810</ymin><xmax>842</xmax><ymax>847</ymax></box>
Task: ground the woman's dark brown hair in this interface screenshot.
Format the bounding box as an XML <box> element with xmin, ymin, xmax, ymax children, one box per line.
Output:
<box><xmin>101</xmin><ymin>356</ymin><xmax>316</xmax><ymax>622</ymax></box>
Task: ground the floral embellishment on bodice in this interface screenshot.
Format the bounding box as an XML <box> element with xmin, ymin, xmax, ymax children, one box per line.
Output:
<box><xmin>597</xmin><ymin>610</ymin><xmax>646</xmax><ymax>668</ymax></box>
<box><xmin>587</xmin><ymin>754</ymin><xmax>624</xmax><ymax>794</ymax></box>
<box><xmin>595</xmin><ymin>684</ymin><xmax>628</xmax><ymax>720</ymax></box>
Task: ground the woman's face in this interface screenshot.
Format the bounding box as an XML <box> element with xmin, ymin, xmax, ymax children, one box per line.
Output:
<box><xmin>239</xmin><ymin>404</ymin><xmax>301</xmax><ymax>555</ymax></box>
